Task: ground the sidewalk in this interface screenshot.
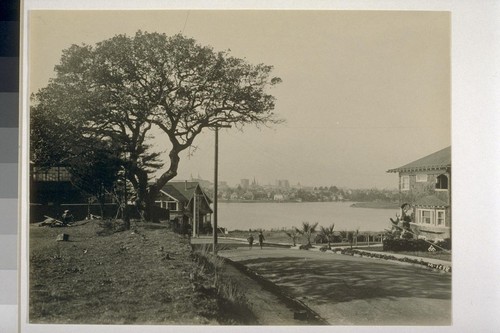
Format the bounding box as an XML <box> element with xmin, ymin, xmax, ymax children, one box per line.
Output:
<box><xmin>192</xmin><ymin>236</ymin><xmax>451</xmax><ymax>268</ymax></box>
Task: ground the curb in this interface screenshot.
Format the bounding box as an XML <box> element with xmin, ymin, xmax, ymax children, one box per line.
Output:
<box><xmin>222</xmin><ymin>257</ymin><xmax>329</xmax><ymax>325</ymax></box>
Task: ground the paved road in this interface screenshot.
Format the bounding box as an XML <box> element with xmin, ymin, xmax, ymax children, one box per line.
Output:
<box><xmin>219</xmin><ymin>246</ymin><xmax>451</xmax><ymax>325</ymax></box>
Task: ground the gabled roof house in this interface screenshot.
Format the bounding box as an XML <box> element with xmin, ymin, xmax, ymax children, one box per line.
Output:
<box><xmin>155</xmin><ymin>181</ymin><xmax>213</xmax><ymax>237</ymax></box>
<box><xmin>387</xmin><ymin>146</ymin><xmax>451</xmax><ymax>240</ymax></box>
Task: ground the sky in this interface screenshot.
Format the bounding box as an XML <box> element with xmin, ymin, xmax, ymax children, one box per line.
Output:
<box><xmin>29</xmin><ymin>10</ymin><xmax>451</xmax><ymax>189</ymax></box>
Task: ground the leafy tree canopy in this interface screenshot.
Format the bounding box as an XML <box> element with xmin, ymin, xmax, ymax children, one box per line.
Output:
<box><xmin>31</xmin><ymin>31</ymin><xmax>282</xmax><ymax>221</ymax></box>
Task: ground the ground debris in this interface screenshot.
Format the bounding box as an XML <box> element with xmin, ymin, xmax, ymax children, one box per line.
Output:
<box><xmin>38</xmin><ymin>216</ymin><xmax>65</xmax><ymax>227</ymax></box>
<box><xmin>56</xmin><ymin>233</ymin><xmax>69</xmax><ymax>242</ymax></box>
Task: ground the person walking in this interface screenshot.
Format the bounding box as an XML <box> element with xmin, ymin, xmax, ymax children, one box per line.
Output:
<box><xmin>247</xmin><ymin>234</ymin><xmax>254</xmax><ymax>249</ymax></box>
<box><xmin>258</xmin><ymin>231</ymin><xmax>265</xmax><ymax>249</ymax></box>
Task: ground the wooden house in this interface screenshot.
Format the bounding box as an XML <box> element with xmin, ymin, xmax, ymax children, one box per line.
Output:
<box><xmin>30</xmin><ymin>165</ymin><xmax>89</xmax><ymax>222</ymax></box>
<box><xmin>387</xmin><ymin>146</ymin><xmax>451</xmax><ymax>240</ymax></box>
<box><xmin>155</xmin><ymin>181</ymin><xmax>213</xmax><ymax>237</ymax></box>
<box><xmin>30</xmin><ymin>164</ymin><xmax>168</xmax><ymax>222</ymax></box>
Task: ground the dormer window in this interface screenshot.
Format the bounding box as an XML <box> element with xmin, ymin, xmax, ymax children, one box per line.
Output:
<box><xmin>436</xmin><ymin>174</ymin><xmax>449</xmax><ymax>190</ymax></box>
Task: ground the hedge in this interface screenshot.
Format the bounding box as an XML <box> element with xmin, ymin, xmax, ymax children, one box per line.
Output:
<box><xmin>383</xmin><ymin>239</ymin><xmax>433</xmax><ymax>252</ymax></box>
<box><xmin>336</xmin><ymin>248</ymin><xmax>451</xmax><ymax>273</ymax></box>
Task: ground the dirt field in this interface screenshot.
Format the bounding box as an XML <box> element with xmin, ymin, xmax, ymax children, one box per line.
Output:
<box><xmin>29</xmin><ymin>220</ymin><xmax>221</xmax><ymax>324</ymax></box>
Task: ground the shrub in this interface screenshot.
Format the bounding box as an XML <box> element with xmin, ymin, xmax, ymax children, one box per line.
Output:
<box><xmin>319</xmin><ymin>245</ymin><xmax>329</xmax><ymax>252</ymax></box>
<box><xmin>299</xmin><ymin>244</ymin><xmax>312</xmax><ymax>250</ymax></box>
<box><xmin>436</xmin><ymin>238</ymin><xmax>451</xmax><ymax>250</ymax></box>
<box><xmin>401</xmin><ymin>231</ymin><xmax>414</xmax><ymax>240</ymax></box>
<box><xmin>382</xmin><ymin>238</ymin><xmax>430</xmax><ymax>252</ymax></box>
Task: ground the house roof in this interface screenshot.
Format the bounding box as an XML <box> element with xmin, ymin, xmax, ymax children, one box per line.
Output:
<box><xmin>161</xmin><ymin>181</ymin><xmax>199</xmax><ymax>202</ymax></box>
<box><xmin>387</xmin><ymin>146</ymin><xmax>451</xmax><ymax>173</ymax></box>
<box><xmin>414</xmin><ymin>195</ymin><xmax>449</xmax><ymax>208</ymax></box>
<box><xmin>160</xmin><ymin>181</ymin><xmax>212</xmax><ymax>204</ymax></box>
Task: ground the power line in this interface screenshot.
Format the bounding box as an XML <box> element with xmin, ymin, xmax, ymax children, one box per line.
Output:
<box><xmin>182</xmin><ymin>11</ymin><xmax>190</xmax><ymax>34</ymax></box>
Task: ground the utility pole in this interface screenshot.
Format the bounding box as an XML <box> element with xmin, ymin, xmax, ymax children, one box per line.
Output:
<box><xmin>213</xmin><ymin>125</ymin><xmax>231</xmax><ymax>254</ymax></box>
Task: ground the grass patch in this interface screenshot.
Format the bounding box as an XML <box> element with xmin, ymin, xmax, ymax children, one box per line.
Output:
<box><xmin>29</xmin><ymin>219</ymin><xmax>234</xmax><ymax>324</ymax></box>
<box><xmin>191</xmin><ymin>245</ymin><xmax>258</xmax><ymax>325</ymax></box>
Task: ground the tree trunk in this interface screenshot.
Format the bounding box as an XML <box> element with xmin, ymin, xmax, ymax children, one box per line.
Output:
<box><xmin>141</xmin><ymin>148</ymin><xmax>181</xmax><ymax>222</ymax></box>
<box><xmin>123</xmin><ymin>205</ymin><xmax>130</xmax><ymax>230</ymax></box>
<box><xmin>143</xmin><ymin>194</ymin><xmax>158</xmax><ymax>222</ymax></box>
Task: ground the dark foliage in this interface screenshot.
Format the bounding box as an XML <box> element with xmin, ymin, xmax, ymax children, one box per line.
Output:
<box><xmin>435</xmin><ymin>238</ymin><xmax>452</xmax><ymax>250</ymax></box>
<box><xmin>383</xmin><ymin>239</ymin><xmax>439</xmax><ymax>252</ymax></box>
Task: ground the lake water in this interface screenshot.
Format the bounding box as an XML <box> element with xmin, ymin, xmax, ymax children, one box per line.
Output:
<box><xmin>218</xmin><ymin>201</ymin><xmax>397</xmax><ymax>232</ymax></box>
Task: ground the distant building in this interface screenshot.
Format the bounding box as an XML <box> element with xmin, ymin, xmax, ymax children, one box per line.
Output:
<box><xmin>251</xmin><ymin>177</ymin><xmax>259</xmax><ymax>188</ymax></box>
<box><xmin>273</xmin><ymin>194</ymin><xmax>285</xmax><ymax>202</ymax></box>
<box><xmin>276</xmin><ymin>179</ymin><xmax>290</xmax><ymax>189</ymax></box>
<box><xmin>155</xmin><ymin>181</ymin><xmax>213</xmax><ymax>237</ymax></box>
<box><xmin>387</xmin><ymin>146</ymin><xmax>451</xmax><ymax>240</ymax></box>
<box><xmin>240</xmin><ymin>179</ymin><xmax>250</xmax><ymax>189</ymax></box>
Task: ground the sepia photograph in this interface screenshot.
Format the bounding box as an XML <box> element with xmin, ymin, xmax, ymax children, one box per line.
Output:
<box><xmin>26</xmin><ymin>8</ymin><xmax>452</xmax><ymax>327</ymax></box>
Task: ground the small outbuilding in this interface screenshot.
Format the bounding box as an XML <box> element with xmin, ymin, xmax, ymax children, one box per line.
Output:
<box><xmin>155</xmin><ymin>181</ymin><xmax>213</xmax><ymax>237</ymax></box>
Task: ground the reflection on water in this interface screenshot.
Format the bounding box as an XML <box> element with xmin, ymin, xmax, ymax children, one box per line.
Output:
<box><xmin>218</xmin><ymin>201</ymin><xmax>396</xmax><ymax>232</ymax></box>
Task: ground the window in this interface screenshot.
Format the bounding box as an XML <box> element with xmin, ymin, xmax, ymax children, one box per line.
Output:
<box><xmin>418</xmin><ymin>209</ymin><xmax>434</xmax><ymax>225</ymax></box>
<box><xmin>436</xmin><ymin>174</ymin><xmax>449</xmax><ymax>190</ymax></box>
<box><xmin>168</xmin><ymin>202</ymin><xmax>178</xmax><ymax>211</ymax></box>
<box><xmin>436</xmin><ymin>210</ymin><xmax>446</xmax><ymax>226</ymax></box>
<box><xmin>400</xmin><ymin>176</ymin><xmax>410</xmax><ymax>191</ymax></box>
<box><xmin>416</xmin><ymin>174</ymin><xmax>428</xmax><ymax>182</ymax></box>
<box><xmin>46</xmin><ymin>168</ymin><xmax>59</xmax><ymax>181</ymax></box>
<box><xmin>32</xmin><ymin>167</ymin><xmax>71</xmax><ymax>182</ymax></box>
<box><xmin>58</xmin><ymin>167</ymin><xmax>71</xmax><ymax>181</ymax></box>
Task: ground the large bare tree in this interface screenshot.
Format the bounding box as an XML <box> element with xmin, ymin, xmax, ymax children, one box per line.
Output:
<box><xmin>31</xmin><ymin>31</ymin><xmax>282</xmax><ymax>222</ymax></box>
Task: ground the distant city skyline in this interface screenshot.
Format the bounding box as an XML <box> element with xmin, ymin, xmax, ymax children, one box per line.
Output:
<box><xmin>29</xmin><ymin>10</ymin><xmax>450</xmax><ymax>189</ymax></box>
<box><xmin>183</xmin><ymin>173</ymin><xmax>395</xmax><ymax>190</ymax></box>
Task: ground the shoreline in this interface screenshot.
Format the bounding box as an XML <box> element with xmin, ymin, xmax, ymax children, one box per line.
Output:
<box><xmin>349</xmin><ymin>202</ymin><xmax>400</xmax><ymax>209</ymax></box>
<box><xmin>219</xmin><ymin>200</ymin><xmax>398</xmax><ymax>208</ymax></box>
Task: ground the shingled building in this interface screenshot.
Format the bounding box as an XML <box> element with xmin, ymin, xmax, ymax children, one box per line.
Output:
<box><xmin>387</xmin><ymin>146</ymin><xmax>451</xmax><ymax>240</ymax></box>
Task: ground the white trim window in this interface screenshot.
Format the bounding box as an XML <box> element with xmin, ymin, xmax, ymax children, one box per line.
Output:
<box><xmin>400</xmin><ymin>175</ymin><xmax>410</xmax><ymax>191</ymax></box>
<box><xmin>418</xmin><ymin>209</ymin><xmax>434</xmax><ymax>225</ymax></box>
<box><xmin>416</xmin><ymin>174</ymin><xmax>428</xmax><ymax>182</ymax></box>
<box><xmin>436</xmin><ymin>210</ymin><xmax>446</xmax><ymax>226</ymax></box>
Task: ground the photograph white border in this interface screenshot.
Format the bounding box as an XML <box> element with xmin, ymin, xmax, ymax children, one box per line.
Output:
<box><xmin>19</xmin><ymin>1</ymin><xmax>500</xmax><ymax>332</ymax></box>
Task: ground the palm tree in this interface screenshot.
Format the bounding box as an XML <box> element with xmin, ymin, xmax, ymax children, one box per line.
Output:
<box><xmin>284</xmin><ymin>229</ymin><xmax>300</xmax><ymax>247</ymax></box>
<box><xmin>295</xmin><ymin>221</ymin><xmax>319</xmax><ymax>246</ymax></box>
<box><xmin>319</xmin><ymin>223</ymin><xmax>335</xmax><ymax>249</ymax></box>
<box><xmin>347</xmin><ymin>231</ymin><xmax>354</xmax><ymax>249</ymax></box>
